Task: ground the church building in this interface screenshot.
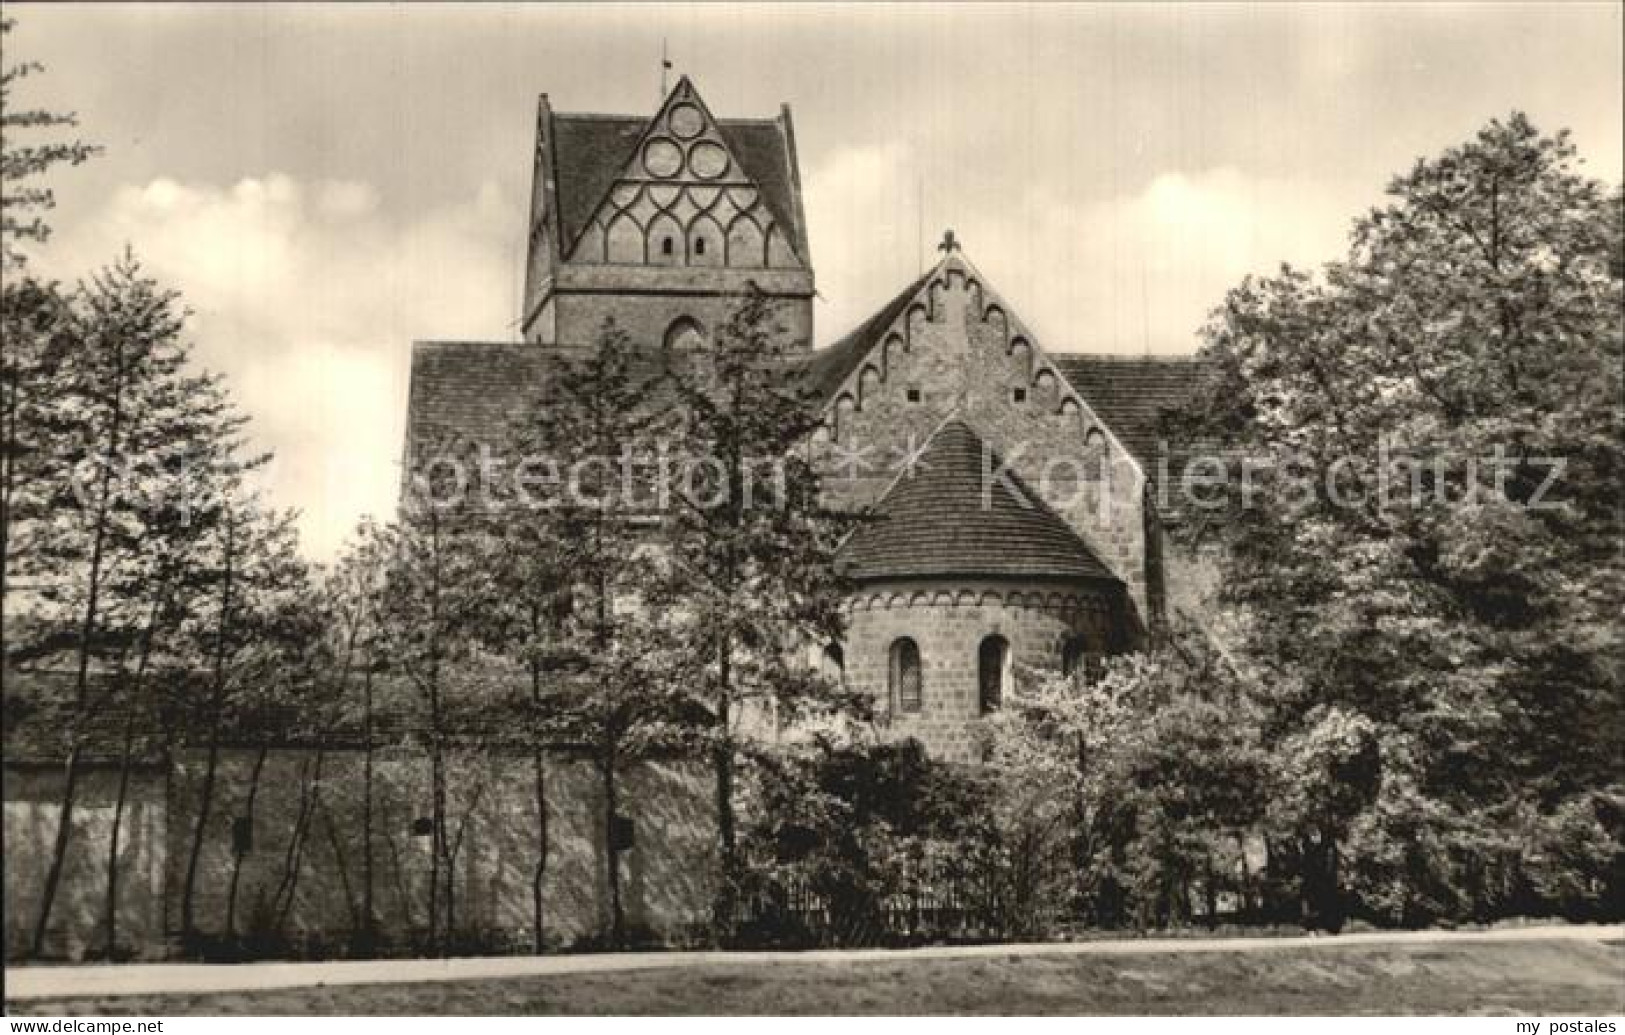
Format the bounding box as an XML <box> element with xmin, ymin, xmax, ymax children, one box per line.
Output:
<box><xmin>406</xmin><ymin>77</ymin><xmax>1202</xmax><ymax>762</ymax></box>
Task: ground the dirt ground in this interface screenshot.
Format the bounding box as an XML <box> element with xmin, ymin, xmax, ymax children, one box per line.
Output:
<box><xmin>8</xmin><ymin>937</ymin><xmax>1623</xmax><ymax>1015</ymax></box>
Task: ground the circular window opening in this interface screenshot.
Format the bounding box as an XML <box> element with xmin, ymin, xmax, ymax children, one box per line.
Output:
<box><xmin>643</xmin><ymin>138</ymin><xmax>683</xmax><ymax>178</ymax></box>
<box><xmin>689</xmin><ymin>141</ymin><xmax>729</xmax><ymax>180</ymax></box>
<box><xmin>668</xmin><ymin>103</ymin><xmax>705</xmax><ymax>139</ymax></box>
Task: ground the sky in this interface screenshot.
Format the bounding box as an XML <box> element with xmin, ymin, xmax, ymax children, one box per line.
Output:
<box><xmin>8</xmin><ymin>2</ymin><xmax>1622</xmax><ymax>561</ymax></box>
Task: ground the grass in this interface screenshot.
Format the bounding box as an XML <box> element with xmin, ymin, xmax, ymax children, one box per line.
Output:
<box><xmin>8</xmin><ymin>938</ymin><xmax>1623</xmax><ymax>1016</ymax></box>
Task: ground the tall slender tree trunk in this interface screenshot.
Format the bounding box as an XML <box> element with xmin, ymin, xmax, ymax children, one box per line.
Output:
<box><xmin>360</xmin><ymin>663</ymin><xmax>375</xmax><ymax>949</ymax></box>
<box><xmin>272</xmin><ymin>748</ymin><xmax>326</xmax><ymax>934</ymax></box>
<box><xmin>528</xmin><ymin>627</ymin><xmax>548</xmax><ymax>954</ymax></box>
<box><xmin>181</xmin><ymin>509</ymin><xmax>236</xmax><ymax>942</ymax></box>
<box><xmin>712</xmin><ymin>632</ymin><xmax>736</xmax><ymax>941</ymax></box>
<box><xmin>603</xmin><ymin>740</ymin><xmax>623</xmax><ymax>948</ymax></box>
<box><xmin>32</xmin><ymin>334</ymin><xmax>127</xmax><ymax>958</ymax></box>
<box><xmin>223</xmin><ymin>744</ymin><xmax>269</xmax><ymax>937</ymax></box>
<box><xmin>104</xmin><ymin>598</ymin><xmax>165</xmax><ymax>958</ymax></box>
<box><xmin>1</xmin><ymin>362</ymin><xmax>19</xmax><ymax>703</ymax></box>
<box><xmin>428</xmin><ymin>737</ymin><xmax>445</xmax><ymax>954</ymax></box>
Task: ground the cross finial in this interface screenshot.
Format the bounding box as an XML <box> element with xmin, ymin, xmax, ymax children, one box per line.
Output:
<box><xmin>937</xmin><ymin>228</ymin><xmax>960</xmax><ymax>254</ymax></box>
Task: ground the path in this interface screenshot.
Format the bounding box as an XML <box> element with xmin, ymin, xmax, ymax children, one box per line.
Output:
<box><xmin>7</xmin><ymin>923</ymin><xmax>1621</xmax><ymax>1000</ymax></box>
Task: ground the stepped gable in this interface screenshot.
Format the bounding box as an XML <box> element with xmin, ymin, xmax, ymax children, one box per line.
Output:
<box><xmin>837</xmin><ymin>418</ymin><xmax>1118</xmax><ymax>583</ymax></box>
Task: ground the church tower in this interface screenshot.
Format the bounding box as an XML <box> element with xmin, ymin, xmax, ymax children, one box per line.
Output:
<box><xmin>521</xmin><ymin>77</ymin><xmax>815</xmax><ymax>349</ymax></box>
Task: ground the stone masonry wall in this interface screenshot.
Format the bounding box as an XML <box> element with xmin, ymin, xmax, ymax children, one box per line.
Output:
<box><xmin>840</xmin><ymin>578</ymin><xmax>1120</xmax><ymax>763</ymax></box>
<box><xmin>5</xmin><ymin>752</ymin><xmax>714</xmax><ymax>960</ymax></box>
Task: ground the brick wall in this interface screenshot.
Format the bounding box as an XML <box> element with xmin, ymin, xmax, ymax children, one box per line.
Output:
<box><xmin>554</xmin><ymin>288</ymin><xmax>812</xmax><ymax>353</ymax></box>
<box><xmin>812</xmin><ymin>258</ymin><xmax>1152</xmax><ymax>625</ymax></box>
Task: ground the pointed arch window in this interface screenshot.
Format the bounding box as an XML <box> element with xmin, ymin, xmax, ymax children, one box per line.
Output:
<box><xmin>1083</xmin><ymin>428</ymin><xmax>1108</xmax><ymax>482</ymax></box>
<box><xmin>664</xmin><ymin>316</ymin><xmax>706</xmax><ymax>351</ymax></box>
<box><xmin>889</xmin><ymin>637</ymin><xmax>922</xmax><ymax>714</ymax></box>
<box><xmin>978</xmin><ymin>634</ymin><xmax>1009</xmax><ymax>714</ymax></box>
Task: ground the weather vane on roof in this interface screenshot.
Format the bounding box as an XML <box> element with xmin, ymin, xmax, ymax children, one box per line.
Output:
<box><xmin>938</xmin><ymin>228</ymin><xmax>960</xmax><ymax>255</ymax></box>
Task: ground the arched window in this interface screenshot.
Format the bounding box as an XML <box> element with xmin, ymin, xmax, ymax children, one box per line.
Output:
<box><xmin>663</xmin><ymin>316</ymin><xmax>705</xmax><ymax>351</ymax></box>
<box><xmin>662</xmin><ymin>236</ymin><xmax>675</xmax><ymax>256</ymax></box>
<box><xmin>1082</xmin><ymin>428</ymin><xmax>1108</xmax><ymax>482</ymax></box>
<box><xmin>888</xmin><ymin>637</ymin><xmax>922</xmax><ymax>714</ymax></box>
<box><xmin>694</xmin><ymin>237</ymin><xmax>706</xmax><ymax>256</ymax></box>
<box><xmin>978</xmin><ymin>634</ymin><xmax>1009</xmax><ymax>714</ymax></box>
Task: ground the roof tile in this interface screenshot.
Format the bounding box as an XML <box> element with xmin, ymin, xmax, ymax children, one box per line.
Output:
<box><xmin>837</xmin><ymin>419</ymin><xmax>1118</xmax><ymax>583</ymax></box>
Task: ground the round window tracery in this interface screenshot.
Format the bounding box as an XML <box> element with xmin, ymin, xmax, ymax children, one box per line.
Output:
<box><xmin>668</xmin><ymin>103</ymin><xmax>704</xmax><ymax>139</ymax></box>
<box><xmin>689</xmin><ymin>141</ymin><xmax>729</xmax><ymax>179</ymax></box>
<box><xmin>643</xmin><ymin>138</ymin><xmax>683</xmax><ymax>178</ymax></box>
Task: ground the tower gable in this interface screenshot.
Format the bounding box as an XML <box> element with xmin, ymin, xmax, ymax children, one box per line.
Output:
<box><xmin>522</xmin><ymin>78</ymin><xmax>814</xmax><ymax>348</ymax></box>
<box><xmin>566</xmin><ymin>77</ymin><xmax>803</xmax><ymax>270</ymax></box>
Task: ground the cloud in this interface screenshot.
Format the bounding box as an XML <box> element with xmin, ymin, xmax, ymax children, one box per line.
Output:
<box><xmin>802</xmin><ymin>140</ymin><xmax>924</xmax><ymax>341</ymax></box>
<box><xmin>802</xmin><ymin>150</ymin><xmax>1352</xmax><ymax>355</ymax></box>
<box><xmin>41</xmin><ymin>174</ymin><xmax>521</xmax><ymax>562</ymax></box>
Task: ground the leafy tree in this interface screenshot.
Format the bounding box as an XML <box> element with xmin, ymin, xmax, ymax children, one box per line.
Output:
<box><xmin>0</xmin><ymin>15</ymin><xmax>98</xmax><ymax>269</ymax></box>
<box><xmin>321</xmin><ymin>520</ymin><xmax>391</xmax><ymax>950</ymax></box>
<box><xmin>657</xmin><ymin>289</ymin><xmax>863</xmax><ymax>939</ymax></box>
<box><xmin>1</xmin><ymin>277</ymin><xmax>74</xmax><ymax>696</ymax></box>
<box><xmin>500</xmin><ymin>320</ymin><xmax>682</xmax><ymax>948</ymax></box>
<box><xmin>368</xmin><ymin>437</ymin><xmax>497</xmax><ymax>955</ymax></box>
<box><xmin>176</xmin><ymin>498</ymin><xmax>310</xmax><ymax>945</ymax></box>
<box><xmin>17</xmin><ymin>257</ymin><xmax>275</xmax><ymax>956</ymax></box>
<box><xmin>1175</xmin><ymin>112</ymin><xmax>1624</xmax><ymax>926</ymax></box>
<box><xmin>480</xmin><ymin>404</ymin><xmax>579</xmax><ymax>952</ymax></box>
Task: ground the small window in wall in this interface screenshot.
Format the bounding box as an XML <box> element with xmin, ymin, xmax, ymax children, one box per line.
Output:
<box><xmin>889</xmin><ymin>637</ymin><xmax>922</xmax><ymax>713</ymax></box>
<box><xmin>1083</xmin><ymin>428</ymin><xmax>1108</xmax><ymax>482</ymax></box>
<box><xmin>694</xmin><ymin>238</ymin><xmax>706</xmax><ymax>256</ymax></box>
<box><xmin>906</xmin><ymin>387</ymin><xmax>922</xmax><ymax>403</ymax></box>
<box><xmin>978</xmin><ymin>634</ymin><xmax>1009</xmax><ymax>714</ymax></box>
<box><xmin>1012</xmin><ymin>387</ymin><xmax>1027</xmax><ymax>403</ymax></box>
<box><xmin>662</xmin><ymin>236</ymin><xmax>675</xmax><ymax>256</ymax></box>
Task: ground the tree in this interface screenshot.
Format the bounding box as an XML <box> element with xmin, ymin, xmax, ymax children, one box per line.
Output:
<box><xmin>175</xmin><ymin>498</ymin><xmax>309</xmax><ymax>945</ymax></box>
<box><xmin>657</xmin><ymin>289</ymin><xmax>863</xmax><ymax>940</ymax></box>
<box><xmin>369</xmin><ymin>440</ymin><xmax>497</xmax><ymax>955</ymax></box>
<box><xmin>1</xmin><ymin>277</ymin><xmax>74</xmax><ymax>699</ymax></box>
<box><xmin>0</xmin><ymin>15</ymin><xmax>98</xmax><ymax>269</ymax></box>
<box><xmin>477</xmin><ymin>429</ymin><xmax>573</xmax><ymax>953</ymax></box>
<box><xmin>1175</xmin><ymin>113</ymin><xmax>1624</xmax><ymax>926</ymax></box>
<box><xmin>322</xmin><ymin>520</ymin><xmax>391</xmax><ymax>951</ymax></box>
<box><xmin>499</xmin><ymin>319</ymin><xmax>684</xmax><ymax>948</ymax></box>
<box><xmin>19</xmin><ymin>256</ymin><xmax>277</xmax><ymax>956</ymax></box>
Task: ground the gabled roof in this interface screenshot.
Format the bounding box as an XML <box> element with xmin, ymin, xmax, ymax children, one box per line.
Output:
<box><xmin>837</xmin><ymin>418</ymin><xmax>1119</xmax><ymax>584</ymax></box>
<box><xmin>549</xmin><ymin>79</ymin><xmax>806</xmax><ymax>260</ymax></box>
<box><xmin>1050</xmin><ymin>354</ymin><xmax>1203</xmax><ymax>470</ymax></box>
